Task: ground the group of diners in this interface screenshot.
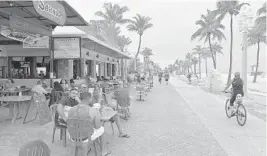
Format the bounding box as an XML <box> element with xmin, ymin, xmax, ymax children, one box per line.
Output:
<box><xmin>48</xmin><ymin>78</ymin><xmax>129</xmax><ymax>156</ymax></box>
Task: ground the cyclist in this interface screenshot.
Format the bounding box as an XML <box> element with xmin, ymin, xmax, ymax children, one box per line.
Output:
<box><xmin>223</xmin><ymin>72</ymin><xmax>244</xmax><ymax>115</ymax></box>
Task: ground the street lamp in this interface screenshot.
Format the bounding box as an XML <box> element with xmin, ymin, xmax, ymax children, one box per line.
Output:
<box><xmin>237</xmin><ymin>5</ymin><xmax>254</xmax><ymax>97</ymax></box>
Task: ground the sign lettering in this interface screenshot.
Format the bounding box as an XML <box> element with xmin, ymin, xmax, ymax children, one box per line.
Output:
<box><xmin>33</xmin><ymin>0</ymin><xmax>66</xmax><ymax>26</ymax></box>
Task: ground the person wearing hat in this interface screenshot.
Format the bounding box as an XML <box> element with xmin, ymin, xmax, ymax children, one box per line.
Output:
<box><xmin>223</xmin><ymin>72</ymin><xmax>244</xmax><ymax>116</ymax></box>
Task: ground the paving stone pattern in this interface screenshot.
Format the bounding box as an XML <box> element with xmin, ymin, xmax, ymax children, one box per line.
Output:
<box><xmin>0</xmin><ymin>83</ymin><xmax>227</xmax><ymax>156</ymax></box>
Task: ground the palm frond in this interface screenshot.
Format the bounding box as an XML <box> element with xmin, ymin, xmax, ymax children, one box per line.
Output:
<box><xmin>257</xmin><ymin>3</ymin><xmax>267</xmax><ymax>16</ymax></box>
<box><xmin>191</xmin><ymin>28</ymin><xmax>204</xmax><ymax>41</ymax></box>
<box><xmin>95</xmin><ymin>11</ymin><xmax>109</xmax><ymax>20</ymax></box>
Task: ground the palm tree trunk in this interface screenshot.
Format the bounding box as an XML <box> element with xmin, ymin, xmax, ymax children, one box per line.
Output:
<box><xmin>227</xmin><ymin>15</ymin><xmax>234</xmax><ymax>85</ymax></box>
<box><xmin>134</xmin><ymin>35</ymin><xmax>142</xmax><ymax>70</ymax></box>
<box><xmin>208</xmin><ymin>34</ymin><xmax>216</xmax><ymax>69</ymax></box>
<box><xmin>205</xmin><ymin>58</ymin><xmax>208</xmax><ymax>77</ymax></box>
<box><xmin>253</xmin><ymin>40</ymin><xmax>260</xmax><ymax>83</ymax></box>
<box><xmin>198</xmin><ymin>53</ymin><xmax>201</xmax><ymax>79</ymax></box>
<box><xmin>194</xmin><ymin>64</ymin><xmax>196</xmax><ymax>75</ymax></box>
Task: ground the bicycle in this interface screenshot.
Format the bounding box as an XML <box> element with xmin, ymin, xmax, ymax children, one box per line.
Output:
<box><xmin>223</xmin><ymin>91</ymin><xmax>247</xmax><ymax>126</ymax></box>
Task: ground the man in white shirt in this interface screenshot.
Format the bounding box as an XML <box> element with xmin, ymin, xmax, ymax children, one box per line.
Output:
<box><xmin>31</xmin><ymin>80</ymin><xmax>47</xmax><ymax>95</ymax></box>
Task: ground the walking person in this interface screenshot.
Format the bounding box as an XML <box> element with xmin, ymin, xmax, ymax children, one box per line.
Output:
<box><xmin>158</xmin><ymin>72</ymin><xmax>163</xmax><ymax>84</ymax></box>
<box><xmin>164</xmin><ymin>72</ymin><xmax>170</xmax><ymax>85</ymax></box>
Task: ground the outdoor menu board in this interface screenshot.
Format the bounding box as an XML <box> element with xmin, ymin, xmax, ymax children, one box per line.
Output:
<box><xmin>53</xmin><ymin>37</ymin><xmax>80</xmax><ymax>59</ymax></box>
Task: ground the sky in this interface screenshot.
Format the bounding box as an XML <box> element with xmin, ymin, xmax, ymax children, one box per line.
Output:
<box><xmin>65</xmin><ymin>0</ymin><xmax>266</xmax><ymax>73</ymax></box>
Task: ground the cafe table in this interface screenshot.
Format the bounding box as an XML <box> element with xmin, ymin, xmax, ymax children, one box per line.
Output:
<box><xmin>0</xmin><ymin>95</ymin><xmax>32</xmax><ymax>124</ymax></box>
<box><xmin>63</xmin><ymin>106</ymin><xmax>117</xmax><ymax>122</ymax></box>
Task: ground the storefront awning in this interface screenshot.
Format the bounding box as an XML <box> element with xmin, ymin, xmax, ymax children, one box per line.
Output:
<box><xmin>0</xmin><ymin>1</ymin><xmax>88</xmax><ymax>27</ymax></box>
<box><xmin>53</xmin><ymin>26</ymin><xmax>132</xmax><ymax>59</ymax></box>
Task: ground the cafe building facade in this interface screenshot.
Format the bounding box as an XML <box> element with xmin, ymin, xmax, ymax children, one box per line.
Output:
<box><xmin>52</xmin><ymin>27</ymin><xmax>131</xmax><ymax>81</ymax></box>
<box><xmin>0</xmin><ymin>0</ymin><xmax>88</xmax><ymax>86</ymax></box>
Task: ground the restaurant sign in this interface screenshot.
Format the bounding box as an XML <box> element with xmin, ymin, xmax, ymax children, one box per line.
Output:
<box><xmin>23</xmin><ymin>36</ymin><xmax>49</xmax><ymax>48</ymax></box>
<box><xmin>54</xmin><ymin>37</ymin><xmax>80</xmax><ymax>59</ymax></box>
<box><xmin>33</xmin><ymin>0</ymin><xmax>66</xmax><ymax>26</ymax></box>
<box><xmin>0</xmin><ymin>26</ymin><xmax>46</xmax><ymax>45</ymax></box>
<box><xmin>10</xmin><ymin>15</ymin><xmax>52</xmax><ymax>36</ymax></box>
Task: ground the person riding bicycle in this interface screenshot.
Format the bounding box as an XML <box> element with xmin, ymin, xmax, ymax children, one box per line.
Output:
<box><xmin>223</xmin><ymin>72</ymin><xmax>244</xmax><ymax>115</ymax></box>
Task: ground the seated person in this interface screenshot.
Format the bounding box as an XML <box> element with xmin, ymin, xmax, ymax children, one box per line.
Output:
<box><xmin>50</xmin><ymin>81</ymin><xmax>64</xmax><ymax>106</ymax></box>
<box><xmin>89</xmin><ymin>89</ymin><xmax>130</xmax><ymax>138</ymax></box>
<box><xmin>114</xmin><ymin>83</ymin><xmax>131</xmax><ymax>119</ymax></box>
<box><xmin>31</xmin><ymin>80</ymin><xmax>47</xmax><ymax>95</ymax></box>
<box><xmin>69</xmin><ymin>79</ymin><xmax>76</xmax><ymax>90</ymax></box>
<box><xmin>67</xmin><ymin>93</ymin><xmax>111</xmax><ymax>156</ymax></box>
<box><xmin>60</xmin><ymin>79</ymin><xmax>69</xmax><ymax>91</ymax></box>
<box><xmin>56</xmin><ymin>88</ymin><xmax>81</xmax><ymax>127</ymax></box>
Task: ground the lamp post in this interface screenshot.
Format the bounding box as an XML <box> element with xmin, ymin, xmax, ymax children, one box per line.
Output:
<box><xmin>238</xmin><ymin>5</ymin><xmax>254</xmax><ymax>97</ymax></box>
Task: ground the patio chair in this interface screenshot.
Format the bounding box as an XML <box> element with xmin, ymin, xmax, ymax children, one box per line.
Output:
<box><xmin>136</xmin><ymin>85</ymin><xmax>146</xmax><ymax>101</ymax></box>
<box><xmin>19</xmin><ymin>139</ymin><xmax>50</xmax><ymax>156</ymax></box>
<box><xmin>102</xmin><ymin>92</ymin><xmax>116</xmax><ymax>134</ymax></box>
<box><xmin>50</xmin><ymin>104</ymin><xmax>67</xmax><ymax>147</ymax></box>
<box><xmin>66</xmin><ymin>119</ymin><xmax>101</xmax><ymax>156</ymax></box>
<box><xmin>115</xmin><ymin>88</ymin><xmax>131</xmax><ymax>120</ymax></box>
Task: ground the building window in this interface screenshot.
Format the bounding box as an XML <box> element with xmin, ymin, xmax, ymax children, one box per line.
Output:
<box><xmin>0</xmin><ymin>57</ymin><xmax>8</xmax><ymax>78</ymax></box>
<box><xmin>9</xmin><ymin>56</ymin><xmax>50</xmax><ymax>79</ymax></box>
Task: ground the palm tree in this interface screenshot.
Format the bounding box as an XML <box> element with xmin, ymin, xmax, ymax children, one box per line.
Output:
<box><xmin>211</xmin><ymin>42</ymin><xmax>223</xmax><ymax>63</ymax></box>
<box><xmin>127</xmin><ymin>14</ymin><xmax>153</xmax><ymax>70</ymax></box>
<box><xmin>185</xmin><ymin>53</ymin><xmax>193</xmax><ymax>73</ymax></box>
<box><xmin>95</xmin><ymin>3</ymin><xmax>130</xmax><ymax>46</ymax></box>
<box><xmin>255</xmin><ymin>2</ymin><xmax>266</xmax><ymax>33</ymax></box>
<box><xmin>116</xmin><ymin>35</ymin><xmax>132</xmax><ymax>52</ymax></box>
<box><xmin>141</xmin><ymin>47</ymin><xmax>153</xmax><ymax>71</ymax></box>
<box><xmin>90</xmin><ymin>20</ymin><xmax>122</xmax><ymax>43</ymax></box>
<box><xmin>191</xmin><ymin>9</ymin><xmax>226</xmax><ymax>69</ymax></box>
<box><xmin>192</xmin><ymin>45</ymin><xmax>203</xmax><ymax>78</ymax></box>
<box><xmin>191</xmin><ymin>57</ymin><xmax>198</xmax><ymax>76</ymax></box>
<box><xmin>214</xmin><ymin>0</ymin><xmax>250</xmax><ymax>85</ymax></box>
<box><xmin>248</xmin><ymin>26</ymin><xmax>266</xmax><ymax>83</ymax></box>
<box><xmin>201</xmin><ymin>47</ymin><xmax>211</xmax><ymax>76</ymax></box>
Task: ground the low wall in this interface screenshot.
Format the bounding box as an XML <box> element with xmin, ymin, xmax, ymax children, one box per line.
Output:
<box><xmin>0</xmin><ymin>79</ymin><xmax>86</xmax><ymax>88</ymax></box>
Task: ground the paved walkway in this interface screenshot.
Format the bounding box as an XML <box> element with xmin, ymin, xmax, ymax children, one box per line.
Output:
<box><xmin>177</xmin><ymin>75</ymin><xmax>266</xmax><ymax>122</ymax></box>
<box><xmin>170</xmin><ymin>77</ymin><xmax>266</xmax><ymax>156</ymax></box>
<box><xmin>0</xmin><ymin>81</ymin><xmax>227</xmax><ymax>156</ymax></box>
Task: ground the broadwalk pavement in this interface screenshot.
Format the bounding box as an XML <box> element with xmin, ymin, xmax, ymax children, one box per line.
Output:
<box><xmin>170</xmin><ymin>77</ymin><xmax>266</xmax><ymax>156</ymax></box>
<box><xmin>0</xmin><ymin>80</ymin><xmax>227</xmax><ymax>156</ymax></box>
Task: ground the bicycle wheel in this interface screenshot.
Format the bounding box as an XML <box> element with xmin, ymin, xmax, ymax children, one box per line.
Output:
<box><xmin>225</xmin><ymin>99</ymin><xmax>232</xmax><ymax>118</ymax></box>
<box><xmin>236</xmin><ymin>104</ymin><xmax>247</xmax><ymax>126</ymax></box>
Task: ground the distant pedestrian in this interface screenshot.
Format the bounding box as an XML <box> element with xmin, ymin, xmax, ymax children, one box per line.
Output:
<box><xmin>164</xmin><ymin>72</ymin><xmax>170</xmax><ymax>85</ymax></box>
<box><xmin>158</xmin><ymin>72</ymin><xmax>163</xmax><ymax>84</ymax></box>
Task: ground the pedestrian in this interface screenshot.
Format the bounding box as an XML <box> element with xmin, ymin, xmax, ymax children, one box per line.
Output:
<box><xmin>158</xmin><ymin>72</ymin><xmax>163</xmax><ymax>84</ymax></box>
<box><xmin>164</xmin><ymin>72</ymin><xmax>170</xmax><ymax>85</ymax></box>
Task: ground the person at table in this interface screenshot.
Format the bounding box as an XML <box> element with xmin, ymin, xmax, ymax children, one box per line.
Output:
<box><xmin>100</xmin><ymin>78</ymin><xmax>110</xmax><ymax>89</ymax></box>
<box><xmin>31</xmin><ymin>80</ymin><xmax>47</xmax><ymax>95</ymax></box>
<box><xmin>69</xmin><ymin>79</ymin><xmax>76</xmax><ymax>89</ymax></box>
<box><xmin>68</xmin><ymin>93</ymin><xmax>111</xmax><ymax>156</ymax></box>
<box><xmin>49</xmin><ymin>81</ymin><xmax>64</xmax><ymax>106</ymax></box>
<box><xmin>60</xmin><ymin>79</ymin><xmax>69</xmax><ymax>91</ymax></box>
<box><xmin>89</xmin><ymin>89</ymin><xmax>130</xmax><ymax>138</ymax></box>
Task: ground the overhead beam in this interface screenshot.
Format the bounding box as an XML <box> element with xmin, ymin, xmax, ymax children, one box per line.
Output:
<box><xmin>0</xmin><ymin>5</ymin><xmax>33</xmax><ymax>8</ymax></box>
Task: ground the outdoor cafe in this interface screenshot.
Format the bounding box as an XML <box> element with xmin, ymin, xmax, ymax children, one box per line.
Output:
<box><xmin>0</xmin><ymin>1</ymin><xmax>134</xmax><ymax>155</ymax></box>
